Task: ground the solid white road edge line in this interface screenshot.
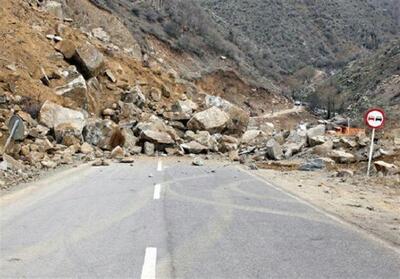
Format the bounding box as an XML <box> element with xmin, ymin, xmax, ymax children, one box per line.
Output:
<box><xmin>157</xmin><ymin>159</ymin><xmax>163</xmax><ymax>171</ymax></box>
<box><xmin>153</xmin><ymin>184</ymin><xmax>161</xmax><ymax>200</ymax></box>
<box><xmin>141</xmin><ymin>247</ymin><xmax>157</xmax><ymax>279</ymax></box>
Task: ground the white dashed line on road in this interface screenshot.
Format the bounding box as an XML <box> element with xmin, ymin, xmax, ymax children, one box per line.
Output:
<box><xmin>141</xmin><ymin>247</ymin><xmax>157</xmax><ymax>279</ymax></box>
<box><xmin>153</xmin><ymin>184</ymin><xmax>161</xmax><ymax>200</ymax></box>
<box><xmin>157</xmin><ymin>160</ymin><xmax>163</xmax><ymax>172</ymax></box>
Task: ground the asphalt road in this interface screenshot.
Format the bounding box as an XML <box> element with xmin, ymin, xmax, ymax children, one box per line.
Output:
<box><xmin>1</xmin><ymin>158</ymin><xmax>399</xmax><ymax>278</ymax></box>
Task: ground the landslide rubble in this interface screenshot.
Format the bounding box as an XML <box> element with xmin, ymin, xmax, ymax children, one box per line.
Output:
<box><xmin>1</xmin><ymin>0</ymin><xmax>399</xmax><ymax>190</ymax></box>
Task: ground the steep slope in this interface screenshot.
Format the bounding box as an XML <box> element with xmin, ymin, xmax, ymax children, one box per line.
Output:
<box><xmin>199</xmin><ymin>0</ymin><xmax>399</xmax><ymax>76</ymax></box>
<box><xmin>86</xmin><ymin>0</ymin><xmax>282</xmax><ymax>91</ymax></box>
<box><xmin>312</xmin><ymin>40</ymin><xmax>400</xmax><ymax>127</ymax></box>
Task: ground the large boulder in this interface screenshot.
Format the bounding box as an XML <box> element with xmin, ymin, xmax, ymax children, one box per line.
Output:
<box><xmin>140</xmin><ymin>130</ymin><xmax>174</xmax><ymax>145</ymax></box>
<box><xmin>39</xmin><ymin>101</ymin><xmax>85</xmax><ymax>132</ymax></box>
<box><xmin>118</xmin><ymin>102</ymin><xmax>142</xmax><ymax>125</ymax></box>
<box><xmin>54</xmin><ymin>66</ymin><xmax>87</xmax><ymax>106</ymax></box>
<box><xmin>329</xmin><ymin>150</ymin><xmax>356</xmax><ymax>164</ymax></box>
<box><xmin>82</xmin><ymin>119</ymin><xmax>118</xmax><ymax>150</ymax></box>
<box><xmin>136</xmin><ymin>116</ymin><xmax>180</xmax><ymax>147</ymax></box>
<box><xmin>121</xmin><ymin>128</ymin><xmax>139</xmax><ymax>153</ymax></box>
<box><xmin>181</xmin><ymin>141</ymin><xmax>208</xmax><ymax>154</ymax></box>
<box><xmin>55</xmin><ymin>40</ymin><xmax>76</xmax><ymax>59</ymax></box>
<box><xmin>54</xmin><ymin>123</ymin><xmax>82</xmax><ymax>146</ymax></box>
<box><xmin>308</xmin><ymin>136</ymin><xmax>326</xmax><ymax>147</ymax></box>
<box><xmin>219</xmin><ymin>135</ymin><xmax>239</xmax><ymax>152</ymax></box>
<box><xmin>266</xmin><ymin>138</ymin><xmax>283</xmax><ymax>160</ymax></box>
<box><xmin>0</xmin><ymin>154</ymin><xmax>24</xmax><ymax>171</ymax></box>
<box><xmin>240</xmin><ymin>130</ymin><xmax>267</xmax><ymax>146</ymax></box>
<box><xmin>187</xmin><ymin>107</ymin><xmax>229</xmax><ymax>133</ymax></box>
<box><xmin>185</xmin><ymin>130</ymin><xmax>218</xmax><ymax>151</ymax></box>
<box><xmin>73</xmin><ymin>43</ymin><xmax>105</xmax><ymax>78</ymax></box>
<box><xmin>122</xmin><ymin>85</ymin><xmax>146</xmax><ymax>108</ymax></box>
<box><xmin>173</xmin><ymin>99</ymin><xmax>198</xmax><ymax>114</ymax></box>
<box><xmin>374</xmin><ymin>161</ymin><xmax>399</xmax><ymax>176</ymax></box>
<box><xmin>313</xmin><ymin>140</ymin><xmax>334</xmax><ymax>156</ymax></box>
<box><xmin>283</xmin><ymin>130</ymin><xmax>307</xmax><ymax>158</ymax></box>
<box><xmin>306</xmin><ymin>125</ymin><xmax>325</xmax><ymax>146</ymax></box>
<box><xmin>205</xmin><ymin>95</ymin><xmax>249</xmax><ymax>134</ymax></box>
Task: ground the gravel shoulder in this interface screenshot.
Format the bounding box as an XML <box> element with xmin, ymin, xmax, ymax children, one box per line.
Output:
<box><xmin>255</xmin><ymin>169</ymin><xmax>400</xmax><ymax>247</ymax></box>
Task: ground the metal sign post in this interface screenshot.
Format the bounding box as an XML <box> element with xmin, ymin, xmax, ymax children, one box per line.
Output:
<box><xmin>366</xmin><ymin>128</ymin><xmax>375</xmax><ymax>176</ymax></box>
<box><xmin>364</xmin><ymin>108</ymin><xmax>385</xmax><ymax>176</ymax></box>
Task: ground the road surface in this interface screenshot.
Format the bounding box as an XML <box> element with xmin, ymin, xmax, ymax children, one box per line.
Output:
<box><xmin>253</xmin><ymin>106</ymin><xmax>304</xmax><ymax>119</ymax></box>
<box><xmin>1</xmin><ymin>158</ymin><xmax>399</xmax><ymax>278</ymax></box>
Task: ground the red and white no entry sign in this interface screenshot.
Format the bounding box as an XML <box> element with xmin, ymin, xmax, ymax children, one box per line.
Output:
<box><xmin>364</xmin><ymin>108</ymin><xmax>386</xmax><ymax>176</ymax></box>
<box><xmin>364</xmin><ymin>108</ymin><xmax>385</xmax><ymax>129</ymax></box>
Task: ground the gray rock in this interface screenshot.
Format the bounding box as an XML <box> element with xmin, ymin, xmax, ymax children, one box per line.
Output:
<box><xmin>122</xmin><ymin>129</ymin><xmax>139</xmax><ymax>152</ymax></box>
<box><xmin>266</xmin><ymin>139</ymin><xmax>283</xmax><ymax>160</ymax></box>
<box><xmin>41</xmin><ymin>159</ymin><xmax>58</xmax><ymax>169</ymax></box>
<box><xmin>173</xmin><ymin>99</ymin><xmax>198</xmax><ymax>114</ymax></box>
<box><xmin>298</xmin><ymin>158</ymin><xmax>326</xmax><ymax>171</ymax></box>
<box><xmin>339</xmin><ymin>138</ymin><xmax>358</xmax><ymax>149</ymax></box>
<box><xmin>92</xmin><ymin>159</ymin><xmax>109</xmax><ymax>167</ymax></box>
<box><xmin>54</xmin><ymin>66</ymin><xmax>87</xmax><ymax>105</ymax></box>
<box><xmin>192</xmin><ymin>157</ymin><xmax>204</xmax><ymax>166</ymax></box>
<box><xmin>110</xmin><ymin>146</ymin><xmax>125</xmax><ymax>159</ymax></box>
<box><xmin>140</xmin><ymin>130</ymin><xmax>174</xmax><ymax>145</ymax></box>
<box><xmin>149</xmin><ymin>87</ymin><xmax>162</xmax><ymax>102</ymax></box>
<box><xmin>28</xmin><ymin>124</ymin><xmax>49</xmax><ymax>139</ymax></box>
<box><xmin>39</xmin><ymin>101</ymin><xmax>85</xmax><ymax>131</ymax></box>
<box><xmin>374</xmin><ymin>161</ymin><xmax>399</xmax><ymax>176</ymax></box>
<box><xmin>55</xmin><ymin>39</ymin><xmax>76</xmax><ymax>59</ymax></box>
<box><xmin>306</xmin><ymin>125</ymin><xmax>325</xmax><ymax>145</ymax></box>
<box><xmin>329</xmin><ymin>150</ymin><xmax>356</xmax><ymax>164</ymax></box>
<box><xmin>73</xmin><ymin>43</ymin><xmax>105</xmax><ymax>78</ymax></box>
<box><xmin>187</xmin><ymin>106</ymin><xmax>229</xmax><ymax>133</ymax></box>
<box><xmin>163</xmin><ymin>111</ymin><xmax>191</xmax><ymax>121</ymax></box>
<box><xmin>82</xmin><ymin>119</ymin><xmax>118</xmax><ymax>150</ymax></box>
<box><xmin>137</xmin><ymin>116</ymin><xmax>181</xmax><ymax>143</ymax></box>
<box><xmin>144</xmin><ymin>142</ymin><xmax>155</xmax><ymax>156</ymax></box>
<box><xmin>80</xmin><ymin>142</ymin><xmax>94</xmax><ymax>154</ymax></box>
<box><xmin>1</xmin><ymin>154</ymin><xmax>24</xmax><ymax>171</ymax></box>
<box><xmin>181</xmin><ymin>141</ymin><xmax>208</xmax><ymax>154</ymax></box>
<box><xmin>54</xmin><ymin>123</ymin><xmax>82</xmax><ymax>146</ymax></box>
<box><xmin>105</xmin><ymin>69</ymin><xmax>117</xmax><ymax>83</ymax></box>
<box><xmin>308</xmin><ymin>136</ymin><xmax>326</xmax><ymax>147</ymax></box>
<box><xmin>185</xmin><ymin>130</ymin><xmax>218</xmax><ymax>151</ymax></box>
<box><xmin>124</xmin><ymin>85</ymin><xmax>146</xmax><ymax>108</ymax></box>
<box><xmin>241</xmin><ymin>130</ymin><xmax>266</xmax><ymax>145</ymax></box>
<box><xmin>283</xmin><ymin>130</ymin><xmax>307</xmax><ymax>158</ymax></box>
<box><xmin>219</xmin><ymin>135</ymin><xmax>239</xmax><ymax>152</ymax></box>
<box><xmin>92</xmin><ymin>27</ymin><xmax>110</xmax><ymax>42</ymax></box>
<box><xmin>205</xmin><ymin>95</ymin><xmax>249</xmax><ymax>134</ymax></box>
<box><xmin>313</xmin><ymin>140</ymin><xmax>333</xmax><ymax>156</ymax></box>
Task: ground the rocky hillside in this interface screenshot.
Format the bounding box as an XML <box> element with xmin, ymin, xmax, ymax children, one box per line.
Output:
<box><xmin>0</xmin><ymin>0</ymin><xmax>290</xmax><ymax>187</ymax></box>
<box><xmin>311</xmin><ymin>39</ymin><xmax>400</xmax><ymax>127</ymax></box>
<box><xmin>83</xmin><ymin>0</ymin><xmax>400</xmax><ymax>97</ymax></box>
<box><xmin>199</xmin><ymin>0</ymin><xmax>399</xmax><ymax>77</ymax></box>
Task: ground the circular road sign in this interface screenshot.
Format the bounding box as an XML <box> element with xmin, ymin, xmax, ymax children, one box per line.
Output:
<box><xmin>7</xmin><ymin>114</ymin><xmax>25</xmax><ymax>140</ymax></box>
<box><xmin>364</xmin><ymin>108</ymin><xmax>385</xmax><ymax>129</ymax></box>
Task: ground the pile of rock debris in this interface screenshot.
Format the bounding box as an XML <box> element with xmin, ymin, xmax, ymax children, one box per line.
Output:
<box><xmin>1</xmin><ymin>1</ymin><xmax>399</xmax><ymax>189</ymax></box>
